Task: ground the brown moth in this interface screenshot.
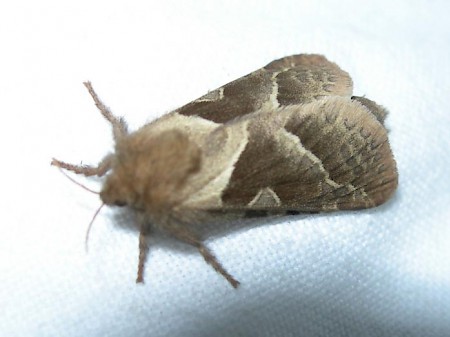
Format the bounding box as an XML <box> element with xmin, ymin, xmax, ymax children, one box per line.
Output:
<box><xmin>52</xmin><ymin>54</ymin><xmax>398</xmax><ymax>288</ymax></box>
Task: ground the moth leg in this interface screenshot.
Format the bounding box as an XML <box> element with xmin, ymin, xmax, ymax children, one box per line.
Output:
<box><xmin>167</xmin><ymin>225</ymin><xmax>240</xmax><ymax>288</ymax></box>
<box><xmin>136</xmin><ymin>226</ymin><xmax>150</xmax><ymax>283</ymax></box>
<box><xmin>83</xmin><ymin>81</ymin><xmax>128</xmax><ymax>141</ymax></box>
<box><xmin>197</xmin><ymin>243</ymin><xmax>240</xmax><ymax>288</ymax></box>
<box><xmin>51</xmin><ymin>154</ymin><xmax>113</xmax><ymax>177</ymax></box>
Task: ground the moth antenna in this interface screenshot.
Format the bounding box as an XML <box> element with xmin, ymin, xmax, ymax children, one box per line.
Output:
<box><xmin>55</xmin><ymin>166</ymin><xmax>100</xmax><ymax>195</ymax></box>
<box><xmin>85</xmin><ymin>203</ymin><xmax>105</xmax><ymax>252</ymax></box>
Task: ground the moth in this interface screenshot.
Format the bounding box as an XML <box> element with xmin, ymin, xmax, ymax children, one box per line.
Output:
<box><xmin>52</xmin><ymin>54</ymin><xmax>398</xmax><ymax>288</ymax></box>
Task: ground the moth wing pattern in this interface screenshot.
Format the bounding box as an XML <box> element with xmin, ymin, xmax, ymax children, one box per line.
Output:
<box><xmin>216</xmin><ymin>96</ymin><xmax>398</xmax><ymax>213</ymax></box>
<box><xmin>175</xmin><ymin>54</ymin><xmax>353</xmax><ymax>123</ymax></box>
<box><xmin>172</xmin><ymin>54</ymin><xmax>397</xmax><ymax>215</ymax></box>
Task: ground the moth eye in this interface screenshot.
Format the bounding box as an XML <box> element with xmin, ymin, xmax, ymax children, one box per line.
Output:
<box><xmin>113</xmin><ymin>200</ymin><xmax>127</xmax><ymax>207</ymax></box>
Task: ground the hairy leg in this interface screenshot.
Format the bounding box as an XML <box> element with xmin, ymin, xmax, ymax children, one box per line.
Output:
<box><xmin>83</xmin><ymin>81</ymin><xmax>128</xmax><ymax>141</ymax></box>
<box><xmin>136</xmin><ymin>226</ymin><xmax>150</xmax><ymax>283</ymax></box>
<box><xmin>166</xmin><ymin>223</ymin><xmax>240</xmax><ymax>288</ymax></box>
<box><xmin>51</xmin><ymin>154</ymin><xmax>113</xmax><ymax>177</ymax></box>
<box><xmin>51</xmin><ymin>82</ymin><xmax>128</xmax><ymax>176</ymax></box>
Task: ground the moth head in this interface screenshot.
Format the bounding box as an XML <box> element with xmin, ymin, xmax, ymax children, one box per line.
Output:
<box><xmin>100</xmin><ymin>129</ymin><xmax>201</xmax><ymax>213</ymax></box>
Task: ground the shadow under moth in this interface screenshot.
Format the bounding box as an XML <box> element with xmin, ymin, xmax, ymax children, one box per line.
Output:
<box><xmin>52</xmin><ymin>54</ymin><xmax>398</xmax><ymax>288</ymax></box>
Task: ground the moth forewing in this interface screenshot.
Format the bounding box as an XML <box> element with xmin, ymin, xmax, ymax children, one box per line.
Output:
<box><xmin>175</xmin><ymin>54</ymin><xmax>354</xmax><ymax>124</ymax></box>
<box><xmin>217</xmin><ymin>97</ymin><xmax>397</xmax><ymax>213</ymax></box>
<box><xmin>52</xmin><ymin>54</ymin><xmax>398</xmax><ymax>288</ymax></box>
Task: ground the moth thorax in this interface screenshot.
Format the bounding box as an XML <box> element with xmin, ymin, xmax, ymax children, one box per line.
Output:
<box><xmin>100</xmin><ymin>129</ymin><xmax>202</xmax><ymax>211</ymax></box>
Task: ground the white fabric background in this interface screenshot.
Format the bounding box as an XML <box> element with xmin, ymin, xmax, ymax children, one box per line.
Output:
<box><xmin>1</xmin><ymin>1</ymin><xmax>449</xmax><ymax>336</ymax></box>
